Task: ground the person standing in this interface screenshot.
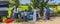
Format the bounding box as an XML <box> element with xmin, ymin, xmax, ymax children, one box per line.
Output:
<box><xmin>14</xmin><ymin>6</ymin><xmax>18</xmax><ymax>19</ymax></box>
<box><xmin>12</xmin><ymin>5</ymin><xmax>18</xmax><ymax>19</ymax></box>
<box><xmin>46</xmin><ymin>6</ymin><xmax>50</xmax><ymax>20</ymax></box>
<box><xmin>22</xmin><ymin>10</ymin><xmax>28</xmax><ymax>22</ymax></box>
<box><xmin>33</xmin><ymin>8</ymin><xmax>37</xmax><ymax>22</ymax></box>
<box><xmin>21</xmin><ymin>11</ymin><xmax>24</xmax><ymax>21</ymax></box>
<box><xmin>32</xmin><ymin>8</ymin><xmax>39</xmax><ymax>24</ymax></box>
<box><xmin>11</xmin><ymin>4</ymin><xmax>17</xmax><ymax>20</ymax></box>
<box><xmin>35</xmin><ymin>7</ymin><xmax>40</xmax><ymax>20</ymax></box>
<box><xmin>43</xmin><ymin>7</ymin><xmax>47</xmax><ymax>20</ymax></box>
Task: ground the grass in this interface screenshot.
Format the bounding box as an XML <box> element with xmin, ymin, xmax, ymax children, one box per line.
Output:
<box><xmin>13</xmin><ymin>18</ymin><xmax>23</xmax><ymax>22</ymax></box>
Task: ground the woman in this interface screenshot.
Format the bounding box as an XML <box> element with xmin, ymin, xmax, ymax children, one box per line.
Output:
<box><xmin>33</xmin><ymin>8</ymin><xmax>37</xmax><ymax>22</ymax></box>
<box><xmin>36</xmin><ymin>7</ymin><xmax>40</xmax><ymax>20</ymax></box>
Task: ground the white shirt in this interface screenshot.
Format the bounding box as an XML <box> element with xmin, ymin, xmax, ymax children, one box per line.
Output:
<box><xmin>36</xmin><ymin>8</ymin><xmax>40</xmax><ymax>14</ymax></box>
<box><xmin>44</xmin><ymin>8</ymin><xmax>47</xmax><ymax>13</ymax></box>
<box><xmin>21</xmin><ymin>12</ymin><xmax>27</xmax><ymax>17</ymax></box>
<box><xmin>24</xmin><ymin>12</ymin><xmax>27</xmax><ymax>16</ymax></box>
<box><xmin>43</xmin><ymin>8</ymin><xmax>47</xmax><ymax>19</ymax></box>
<box><xmin>14</xmin><ymin>8</ymin><xmax>18</xmax><ymax>13</ymax></box>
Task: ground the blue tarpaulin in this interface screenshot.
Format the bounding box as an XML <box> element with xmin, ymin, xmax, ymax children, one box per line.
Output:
<box><xmin>0</xmin><ymin>1</ymin><xmax>8</xmax><ymax>5</ymax></box>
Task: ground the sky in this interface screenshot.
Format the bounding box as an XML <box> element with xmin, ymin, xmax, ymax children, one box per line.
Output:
<box><xmin>48</xmin><ymin>0</ymin><xmax>60</xmax><ymax>4</ymax></box>
<box><xmin>20</xmin><ymin>0</ymin><xmax>30</xmax><ymax>4</ymax></box>
<box><xmin>20</xmin><ymin>0</ymin><xmax>60</xmax><ymax>4</ymax></box>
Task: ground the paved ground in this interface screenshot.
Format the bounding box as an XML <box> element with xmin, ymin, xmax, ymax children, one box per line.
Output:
<box><xmin>20</xmin><ymin>17</ymin><xmax>60</xmax><ymax>24</ymax></box>
<box><xmin>2</xmin><ymin>17</ymin><xmax>60</xmax><ymax>24</ymax></box>
<box><xmin>36</xmin><ymin>17</ymin><xmax>60</xmax><ymax>24</ymax></box>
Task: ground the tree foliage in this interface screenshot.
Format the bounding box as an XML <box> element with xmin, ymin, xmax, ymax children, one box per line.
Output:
<box><xmin>31</xmin><ymin>0</ymin><xmax>49</xmax><ymax>16</ymax></box>
<box><xmin>12</xmin><ymin>0</ymin><xmax>20</xmax><ymax>6</ymax></box>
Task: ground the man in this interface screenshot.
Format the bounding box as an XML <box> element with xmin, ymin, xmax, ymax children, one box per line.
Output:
<box><xmin>11</xmin><ymin>5</ymin><xmax>18</xmax><ymax>20</ymax></box>
<box><xmin>43</xmin><ymin>7</ymin><xmax>47</xmax><ymax>20</ymax></box>
<box><xmin>22</xmin><ymin>10</ymin><xmax>28</xmax><ymax>22</ymax></box>
<box><xmin>14</xmin><ymin>6</ymin><xmax>18</xmax><ymax>19</ymax></box>
<box><xmin>11</xmin><ymin>4</ymin><xmax>18</xmax><ymax>20</ymax></box>
<box><xmin>46</xmin><ymin>6</ymin><xmax>50</xmax><ymax>20</ymax></box>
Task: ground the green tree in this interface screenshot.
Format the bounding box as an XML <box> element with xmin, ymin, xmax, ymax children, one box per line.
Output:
<box><xmin>31</xmin><ymin>0</ymin><xmax>49</xmax><ymax>16</ymax></box>
<box><xmin>12</xmin><ymin>0</ymin><xmax>20</xmax><ymax>6</ymax></box>
<box><xmin>40</xmin><ymin>0</ymin><xmax>49</xmax><ymax>16</ymax></box>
